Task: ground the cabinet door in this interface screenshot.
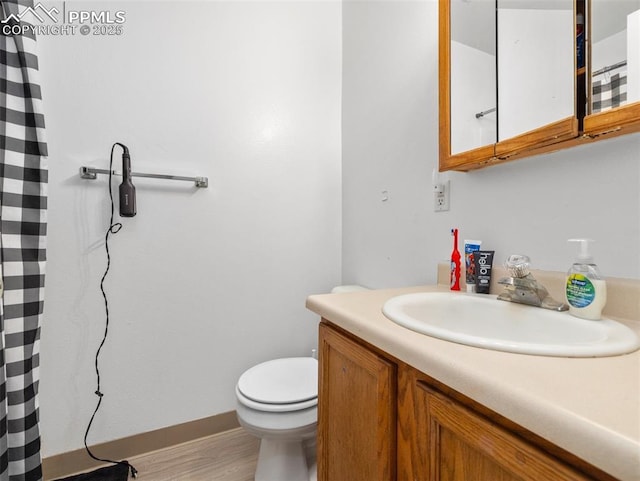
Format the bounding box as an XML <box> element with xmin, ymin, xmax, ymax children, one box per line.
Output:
<box><xmin>440</xmin><ymin>0</ymin><xmax>497</xmax><ymax>170</ymax></box>
<box><xmin>417</xmin><ymin>384</ymin><xmax>593</xmax><ymax>481</ymax></box>
<box><xmin>494</xmin><ymin>0</ymin><xmax>577</xmax><ymax>160</ymax></box>
<box><xmin>318</xmin><ymin>323</ymin><xmax>396</xmax><ymax>481</ymax></box>
<box><xmin>584</xmin><ymin>0</ymin><xmax>640</xmax><ymax>138</ymax></box>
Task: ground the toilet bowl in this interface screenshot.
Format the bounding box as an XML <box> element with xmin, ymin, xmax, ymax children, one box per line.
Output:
<box><xmin>236</xmin><ymin>357</ymin><xmax>318</xmax><ymax>481</ymax></box>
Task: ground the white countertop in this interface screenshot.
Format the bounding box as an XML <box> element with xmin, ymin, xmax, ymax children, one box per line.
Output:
<box><xmin>306</xmin><ymin>284</ymin><xmax>640</xmax><ymax>481</ymax></box>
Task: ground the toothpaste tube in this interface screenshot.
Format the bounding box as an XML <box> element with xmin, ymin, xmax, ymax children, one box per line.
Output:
<box><xmin>464</xmin><ymin>240</ymin><xmax>482</xmax><ymax>292</ymax></box>
<box><xmin>475</xmin><ymin>251</ymin><xmax>495</xmax><ymax>294</ymax></box>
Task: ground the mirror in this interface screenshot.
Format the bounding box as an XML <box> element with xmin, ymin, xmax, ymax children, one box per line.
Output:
<box><xmin>450</xmin><ymin>0</ymin><xmax>496</xmax><ymax>155</ymax></box>
<box><xmin>589</xmin><ymin>0</ymin><xmax>640</xmax><ymax>114</ymax></box>
<box><xmin>497</xmin><ymin>0</ymin><xmax>574</xmax><ymax>141</ymax></box>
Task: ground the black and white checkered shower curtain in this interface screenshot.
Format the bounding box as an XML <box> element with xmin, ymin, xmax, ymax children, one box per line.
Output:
<box><xmin>592</xmin><ymin>65</ymin><xmax>628</xmax><ymax>113</ymax></box>
<box><xmin>0</xmin><ymin>1</ymin><xmax>48</xmax><ymax>480</ymax></box>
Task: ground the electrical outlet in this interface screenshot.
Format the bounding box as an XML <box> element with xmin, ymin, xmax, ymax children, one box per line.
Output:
<box><xmin>434</xmin><ymin>180</ymin><xmax>450</xmax><ymax>212</ymax></box>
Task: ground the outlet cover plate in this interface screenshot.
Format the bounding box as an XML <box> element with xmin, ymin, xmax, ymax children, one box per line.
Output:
<box><xmin>434</xmin><ymin>180</ymin><xmax>450</xmax><ymax>212</ymax></box>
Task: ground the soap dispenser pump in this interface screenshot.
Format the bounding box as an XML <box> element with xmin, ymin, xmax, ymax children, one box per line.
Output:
<box><xmin>565</xmin><ymin>239</ymin><xmax>607</xmax><ymax>320</ymax></box>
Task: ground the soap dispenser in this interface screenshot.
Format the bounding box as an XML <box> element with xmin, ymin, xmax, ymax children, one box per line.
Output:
<box><xmin>565</xmin><ymin>239</ymin><xmax>607</xmax><ymax>320</ymax></box>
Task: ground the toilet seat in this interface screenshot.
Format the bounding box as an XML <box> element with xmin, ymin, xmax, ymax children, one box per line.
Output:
<box><xmin>236</xmin><ymin>386</ymin><xmax>318</xmax><ymax>412</ymax></box>
<box><xmin>237</xmin><ymin>357</ymin><xmax>318</xmax><ymax>413</ymax></box>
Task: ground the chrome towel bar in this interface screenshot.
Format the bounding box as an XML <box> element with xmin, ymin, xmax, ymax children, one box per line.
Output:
<box><xmin>80</xmin><ymin>166</ymin><xmax>208</xmax><ymax>188</ymax></box>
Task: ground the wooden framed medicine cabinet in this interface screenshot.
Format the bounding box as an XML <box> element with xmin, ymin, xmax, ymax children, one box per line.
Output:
<box><xmin>439</xmin><ymin>0</ymin><xmax>640</xmax><ymax>172</ymax></box>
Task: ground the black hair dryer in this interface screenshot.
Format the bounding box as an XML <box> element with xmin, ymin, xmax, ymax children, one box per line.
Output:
<box><xmin>119</xmin><ymin>145</ymin><xmax>136</xmax><ymax>217</ymax></box>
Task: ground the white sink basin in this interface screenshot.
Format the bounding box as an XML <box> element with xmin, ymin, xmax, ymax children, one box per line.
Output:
<box><xmin>382</xmin><ymin>292</ymin><xmax>640</xmax><ymax>357</ymax></box>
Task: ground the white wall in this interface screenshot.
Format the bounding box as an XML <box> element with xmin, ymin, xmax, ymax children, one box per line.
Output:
<box><xmin>342</xmin><ymin>0</ymin><xmax>437</xmax><ymax>288</ymax></box>
<box><xmin>342</xmin><ymin>0</ymin><xmax>640</xmax><ymax>289</ymax></box>
<box><xmin>38</xmin><ymin>1</ymin><xmax>342</xmax><ymax>457</ymax></box>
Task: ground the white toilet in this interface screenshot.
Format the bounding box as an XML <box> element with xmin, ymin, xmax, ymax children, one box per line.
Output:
<box><xmin>236</xmin><ymin>285</ymin><xmax>367</xmax><ymax>480</ymax></box>
<box><xmin>235</xmin><ymin>357</ymin><xmax>318</xmax><ymax>481</ymax></box>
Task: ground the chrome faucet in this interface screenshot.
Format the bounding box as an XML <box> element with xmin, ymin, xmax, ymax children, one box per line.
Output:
<box><xmin>497</xmin><ymin>255</ymin><xmax>569</xmax><ymax>311</ymax></box>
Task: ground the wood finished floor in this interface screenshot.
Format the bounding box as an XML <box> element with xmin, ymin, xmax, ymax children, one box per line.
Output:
<box><xmin>127</xmin><ymin>428</ymin><xmax>259</xmax><ymax>480</ymax></box>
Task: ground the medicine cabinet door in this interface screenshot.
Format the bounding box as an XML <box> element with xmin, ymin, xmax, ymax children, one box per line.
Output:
<box><xmin>441</xmin><ymin>0</ymin><xmax>497</xmax><ymax>170</ymax></box>
<box><xmin>584</xmin><ymin>0</ymin><xmax>640</xmax><ymax>138</ymax></box>
<box><xmin>493</xmin><ymin>0</ymin><xmax>578</xmax><ymax>160</ymax></box>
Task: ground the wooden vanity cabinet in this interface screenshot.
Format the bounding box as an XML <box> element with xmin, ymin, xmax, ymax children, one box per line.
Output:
<box><xmin>318</xmin><ymin>320</ymin><xmax>617</xmax><ymax>481</ymax></box>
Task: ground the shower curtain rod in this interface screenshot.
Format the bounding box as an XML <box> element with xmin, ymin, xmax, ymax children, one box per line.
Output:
<box><xmin>592</xmin><ymin>60</ymin><xmax>627</xmax><ymax>77</ymax></box>
<box><xmin>80</xmin><ymin>166</ymin><xmax>209</xmax><ymax>188</ymax></box>
<box><xmin>475</xmin><ymin>107</ymin><xmax>496</xmax><ymax>119</ymax></box>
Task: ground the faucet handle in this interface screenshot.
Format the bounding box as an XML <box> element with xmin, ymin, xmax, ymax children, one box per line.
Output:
<box><xmin>505</xmin><ymin>254</ymin><xmax>531</xmax><ymax>278</ymax></box>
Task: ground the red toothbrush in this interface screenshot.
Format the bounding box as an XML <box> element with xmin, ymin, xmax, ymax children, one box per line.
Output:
<box><xmin>450</xmin><ymin>228</ymin><xmax>461</xmax><ymax>291</ymax></box>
